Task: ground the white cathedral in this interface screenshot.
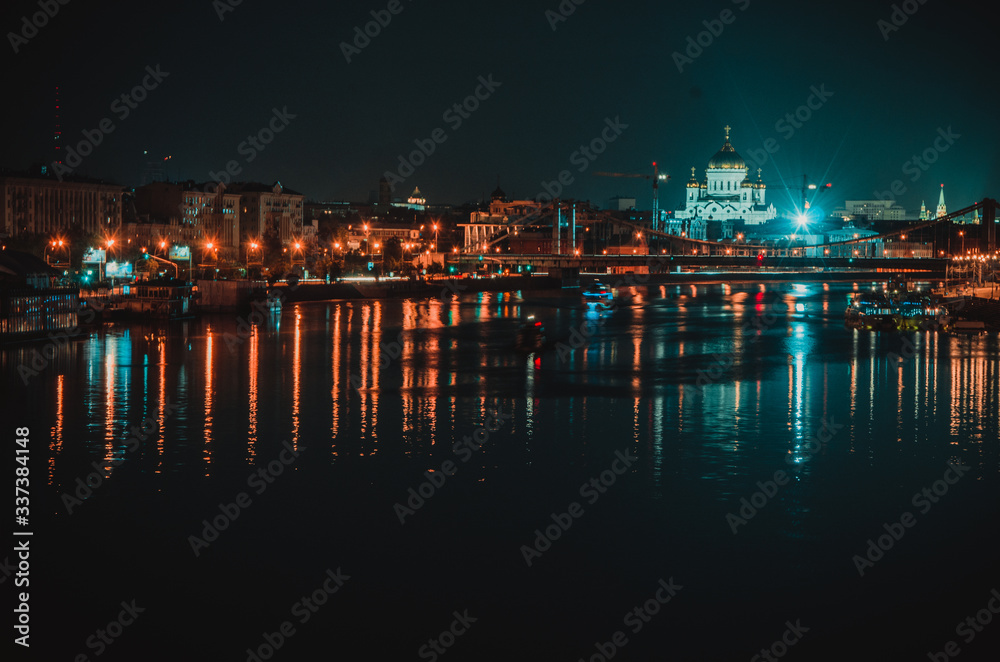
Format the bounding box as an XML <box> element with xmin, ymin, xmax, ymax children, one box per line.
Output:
<box><xmin>675</xmin><ymin>126</ymin><xmax>778</xmax><ymax>231</ymax></box>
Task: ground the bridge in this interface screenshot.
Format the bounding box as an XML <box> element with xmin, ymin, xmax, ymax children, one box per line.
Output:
<box><xmin>456</xmin><ymin>253</ymin><xmax>950</xmax><ymax>274</ymax></box>
<box><xmin>456</xmin><ymin>198</ymin><xmax>998</xmax><ymax>275</ymax></box>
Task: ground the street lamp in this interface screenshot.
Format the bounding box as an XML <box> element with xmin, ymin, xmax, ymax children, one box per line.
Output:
<box><xmin>45</xmin><ymin>239</ymin><xmax>67</xmax><ymax>267</ymax></box>
<box><xmin>247</xmin><ymin>240</ymin><xmax>264</xmax><ymax>273</ymax></box>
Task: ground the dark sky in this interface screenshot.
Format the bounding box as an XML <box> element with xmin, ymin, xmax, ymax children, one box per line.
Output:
<box><xmin>4</xmin><ymin>0</ymin><xmax>996</xmax><ymax>217</ymax></box>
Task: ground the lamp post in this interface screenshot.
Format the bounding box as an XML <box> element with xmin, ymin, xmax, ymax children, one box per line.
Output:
<box><xmin>104</xmin><ymin>238</ymin><xmax>116</xmax><ymax>282</ymax></box>
<box><xmin>247</xmin><ymin>240</ymin><xmax>264</xmax><ymax>277</ymax></box>
<box><xmin>204</xmin><ymin>241</ymin><xmax>218</xmax><ymax>279</ymax></box>
<box><xmin>44</xmin><ymin>239</ymin><xmax>66</xmax><ymax>267</ymax></box>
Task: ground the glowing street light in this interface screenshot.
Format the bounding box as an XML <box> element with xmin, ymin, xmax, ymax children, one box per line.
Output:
<box><xmin>45</xmin><ymin>239</ymin><xmax>68</xmax><ymax>266</ymax></box>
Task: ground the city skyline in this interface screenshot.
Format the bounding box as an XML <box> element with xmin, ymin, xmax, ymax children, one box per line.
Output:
<box><xmin>3</xmin><ymin>0</ymin><xmax>996</xmax><ymax>214</ymax></box>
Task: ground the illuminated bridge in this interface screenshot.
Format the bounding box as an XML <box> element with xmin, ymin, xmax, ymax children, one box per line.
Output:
<box><xmin>454</xmin><ymin>198</ymin><xmax>998</xmax><ymax>276</ymax></box>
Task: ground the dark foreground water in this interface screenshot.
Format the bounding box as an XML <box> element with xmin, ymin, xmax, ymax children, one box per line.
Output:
<box><xmin>4</xmin><ymin>282</ymin><xmax>1000</xmax><ymax>661</ymax></box>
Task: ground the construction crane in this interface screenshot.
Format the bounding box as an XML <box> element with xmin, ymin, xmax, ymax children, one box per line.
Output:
<box><xmin>594</xmin><ymin>163</ymin><xmax>670</xmax><ymax>231</ymax></box>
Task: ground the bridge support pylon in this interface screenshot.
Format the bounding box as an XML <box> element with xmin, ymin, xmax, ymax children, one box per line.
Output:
<box><xmin>984</xmin><ymin>198</ymin><xmax>997</xmax><ymax>254</ymax></box>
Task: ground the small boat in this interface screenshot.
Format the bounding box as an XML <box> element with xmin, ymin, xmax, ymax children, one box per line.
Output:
<box><xmin>582</xmin><ymin>282</ymin><xmax>615</xmax><ymax>310</ymax></box>
<box><xmin>514</xmin><ymin>316</ymin><xmax>546</xmax><ymax>351</ymax></box>
<box><xmin>945</xmin><ymin>320</ymin><xmax>987</xmax><ymax>335</ymax></box>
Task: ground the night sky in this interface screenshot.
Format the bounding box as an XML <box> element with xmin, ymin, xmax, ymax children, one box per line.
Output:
<box><xmin>4</xmin><ymin>0</ymin><xmax>997</xmax><ymax>215</ymax></box>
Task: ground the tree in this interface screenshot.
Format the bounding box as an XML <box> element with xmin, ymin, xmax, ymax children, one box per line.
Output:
<box><xmin>384</xmin><ymin>236</ymin><xmax>403</xmax><ymax>265</ymax></box>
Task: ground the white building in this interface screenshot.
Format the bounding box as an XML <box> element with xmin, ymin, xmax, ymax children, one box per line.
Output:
<box><xmin>676</xmin><ymin>127</ymin><xmax>777</xmax><ymax>227</ymax></box>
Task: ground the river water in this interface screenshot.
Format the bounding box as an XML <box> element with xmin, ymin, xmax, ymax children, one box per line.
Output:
<box><xmin>5</xmin><ymin>281</ymin><xmax>999</xmax><ymax>660</ymax></box>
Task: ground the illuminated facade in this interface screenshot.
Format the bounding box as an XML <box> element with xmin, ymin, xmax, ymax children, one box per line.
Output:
<box><xmin>459</xmin><ymin>186</ymin><xmax>543</xmax><ymax>252</ymax></box>
<box><xmin>0</xmin><ymin>173</ymin><xmax>122</xmax><ymax>238</ymax></box>
<box><xmin>133</xmin><ymin>181</ymin><xmax>240</xmax><ymax>249</ymax></box>
<box><xmin>676</xmin><ymin>127</ymin><xmax>777</xmax><ymax>226</ymax></box>
<box><xmin>228</xmin><ymin>181</ymin><xmax>304</xmax><ymax>244</ymax></box>
<box><xmin>835</xmin><ymin>200</ymin><xmax>908</xmax><ymax>222</ymax></box>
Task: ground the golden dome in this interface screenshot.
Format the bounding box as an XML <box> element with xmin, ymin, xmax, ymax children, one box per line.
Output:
<box><xmin>707</xmin><ymin>125</ymin><xmax>746</xmax><ymax>170</ymax></box>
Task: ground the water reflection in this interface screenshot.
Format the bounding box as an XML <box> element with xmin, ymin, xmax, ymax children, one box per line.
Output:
<box><xmin>204</xmin><ymin>327</ymin><xmax>213</xmax><ymax>474</ymax></box>
<box><xmin>12</xmin><ymin>283</ymin><xmax>999</xmax><ymax>502</ymax></box>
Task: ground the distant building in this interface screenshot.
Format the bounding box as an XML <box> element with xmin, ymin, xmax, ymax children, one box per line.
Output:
<box><xmin>676</xmin><ymin>126</ymin><xmax>777</xmax><ymax>227</ymax></box>
<box><xmin>606</xmin><ymin>196</ymin><xmax>636</xmax><ymax>211</ymax></box>
<box><xmin>345</xmin><ymin>223</ymin><xmax>421</xmax><ymax>252</ymax></box>
<box><xmin>227</xmin><ymin>181</ymin><xmax>304</xmax><ymax>243</ymax></box>
<box><xmin>936</xmin><ymin>184</ymin><xmax>947</xmax><ymax>218</ymax></box>
<box><xmin>378</xmin><ymin>177</ymin><xmax>392</xmax><ymax>206</ymax></box>
<box><xmin>457</xmin><ymin>187</ymin><xmax>599</xmax><ymax>254</ymax></box>
<box><xmin>305</xmin><ymin>201</ymin><xmax>353</xmax><ymax>220</ymax></box>
<box><xmin>0</xmin><ymin>171</ymin><xmax>122</xmax><ymax>238</ymax></box>
<box><xmin>459</xmin><ymin>186</ymin><xmax>544</xmax><ymax>252</ymax></box>
<box><xmin>132</xmin><ymin>181</ymin><xmax>240</xmax><ymax>249</ymax></box>
<box><xmin>832</xmin><ymin>200</ymin><xmax>907</xmax><ymax>222</ymax></box>
<box><xmin>392</xmin><ymin>186</ymin><xmax>426</xmax><ymax>211</ymax></box>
